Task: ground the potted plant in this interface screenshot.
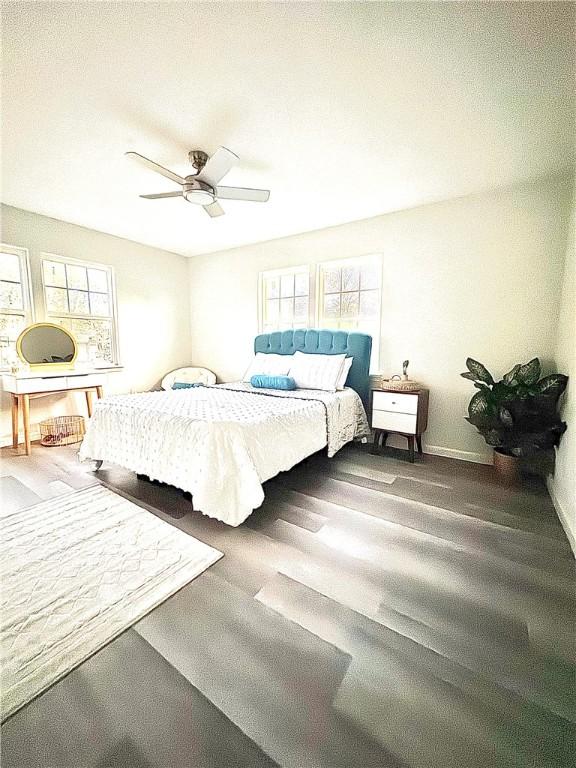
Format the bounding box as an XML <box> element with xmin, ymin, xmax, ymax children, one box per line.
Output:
<box><xmin>461</xmin><ymin>357</ymin><xmax>568</xmax><ymax>481</ymax></box>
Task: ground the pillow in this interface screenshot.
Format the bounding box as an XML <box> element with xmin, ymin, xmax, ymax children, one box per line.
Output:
<box><xmin>288</xmin><ymin>351</ymin><xmax>346</xmax><ymax>392</ymax></box>
<box><xmin>336</xmin><ymin>356</ymin><xmax>353</xmax><ymax>391</ymax></box>
<box><xmin>172</xmin><ymin>381</ymin><xmax>203</xmax><ymax>389</ymax></box>
<box><xmin>243</xmin><ymin>352</ymin><xmax>293</xmax><ymax>382</ymax></box>
<box><xmin>250</xmin><ymin>374</ymin><xmax>296</xmax><ymax>390</ymax></box>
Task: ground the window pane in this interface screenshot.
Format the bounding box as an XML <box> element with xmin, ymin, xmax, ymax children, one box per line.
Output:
<box><xmin>294</xmin><ymin>272</ymin><xmax>308</xmax><ymax>297</ymax></box>
<box><xmin>69</xmin><ymin>289</ymin><xmax>89</xmax><ymax>314</ymax></box>
<box><xmin>360</xmin><ymin>263</ymin><xmax>380</xmax><ymax>290</ymax></box>
<box><xmin>0</xmin><ymin>281</ymin><xmax>23</xmax><ymax>310</ymax></box>
<box><xmin>323</xmin><ymin>293</ymin><xmax>340</xmax><ymax>318</ymax></box>
<box><xmin>0</xmin><ymin>313</ymin><xmax>26</xmax><ymax>369</ymax></box>
<box><xmin>45</xmin><ymin>286</ymin><xmax>69</xmax><ymax>313</ymax></box>
<box><xmin>266</xmin><ymin>276</ymin><xmax>280</xmax><ymax>300</ymax></box>
<box><xmin>67</xmin><ymin>264</ymin><xmax>88</xmax><ymax>290</ymax></box>
<box><xmin>341</xmin><ymin>291</ymin><xmax>359</xmax><ymax>318</ymax></box>
<box><xmin>266</xmin><ymin>299</ymin><xmax>279</xmax><ymax>324</ymax></box>
<box><xmin>280</xmin><ymin>297</ymin><xmax>294</xmax><ymax>321</ymax></box>
<box><xmin>44</xmin><ymin>260</ymin><xmax>67</xmax><ymax>288</ymax></box>
<box><xmin>294</xmin><ymin>296</ymin><xmax>308</xmax><ymax>321</ymax></box>
<box><xmin>0</xmin><ymin>253</ymin><xmax>21</xmax><ymax>282</ymax></box>
<box><xmin>63</xmin><ymin>317</ymin><xmax>114</xmax><ymax>364</ymax></box>
<box><xmin>0</xmin><ymin>312</ymin><xmax>26</xmax><ymax>341</ymax></box>
<box><xmin>88</xmin><ymin>268</ymin><xmax>108</xmax><ymax>293</ymax></box>
<box><xmin>89</xmin><ymin>292</ymin><xmax>110</xmax><ymax>316</ymax></box>
<box><xmin>280</xmin><ymin>274</ymin><xmax>294</xmax><ymax>298</ymax></box>
<box><xmin>360</xmin><ymin>289</ymin><xmax>380</xmax><ymax>318</ymax></box>
<box><xmin>323</xmin><ymin>268</ymin><xmax>341</xmax><ymax>294</ymax></box>
<box><xmin>342</xmin><ymin>266</ymin><xmax>360</xmax><ymax>292</ymax></box>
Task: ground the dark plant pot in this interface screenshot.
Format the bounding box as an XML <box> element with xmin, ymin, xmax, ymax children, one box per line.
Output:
<box><xmin>493</xmin><ymin>448</ymin><xmax>522</xmax><ymax>484</ymax></box>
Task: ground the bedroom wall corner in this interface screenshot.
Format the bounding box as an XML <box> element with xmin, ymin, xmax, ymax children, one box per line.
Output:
<box><xmin>548</xmin><ymin>184</ymin><xmax>576</xmax><ymax>555</ymax></box>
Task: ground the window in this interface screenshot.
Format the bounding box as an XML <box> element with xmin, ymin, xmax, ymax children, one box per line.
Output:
<box><xmin>316</xmin><ymin>254</ymin><xmax>382</xmax><ymax>369</ymax></box>
<box><xmin>0</xmin><ymin>244</ymin><xmax>33</xmax><ymax>370</ymax></box>
<box><xmin>259</xmin><ymin>266</ymin><xmax>311</xmax><ymax>332</ymax></box>
<box><xmin>41</xmin><ymin>254</ymin><xmax>119</xmax><ymax>366</ymax></box>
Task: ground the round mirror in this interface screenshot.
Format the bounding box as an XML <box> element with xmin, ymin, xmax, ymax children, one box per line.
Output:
<box><xmin>16</xmin><ymin>323</ymin><xmax>77</xmax><ymax>369</ymax></box>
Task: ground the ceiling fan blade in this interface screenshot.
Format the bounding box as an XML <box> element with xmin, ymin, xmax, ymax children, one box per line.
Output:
<box><xmin>140</xmin><ymin>191</ymin><xmax>183</xmax><ymax>199</ymax></box>
<box><xmin>125</xmin><ymin>151</ymin><xmax>185</xmax><ymax>184</ymax></box>
<box><xmin>197</xmin><ymin>147</ymin><xmax>238</xmax><ymax>186</ymax></box>
<box><xmin>216</xmin><ymin>186</ymin><xmax>270</xmax><ymax>203</ymax></box>
<box><xmin>203</xmin><ymin>201</ymin><xmax>225</xmax><ymax>218</ymax></box>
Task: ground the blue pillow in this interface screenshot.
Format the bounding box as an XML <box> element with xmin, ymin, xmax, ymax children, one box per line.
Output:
<box><xmin>172</xmin><ymin>382</ymin><xmax>203</xmax><ymax>389</ymax></box>
<box><xmin>250</xmin><ymin>374</ymin><xmax>296</xmax><ymax>390</ymax></box>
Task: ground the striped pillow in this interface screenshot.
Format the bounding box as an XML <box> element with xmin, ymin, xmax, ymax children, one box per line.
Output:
<box><xmin>243</xmin><ymin>352</ymin><xmax>293</xmax><ymax>382</ymax></box>
<box><xmin>288</xmin><ymin>351</ymin><xmax>346</xmax><ymax>392</ymax></box>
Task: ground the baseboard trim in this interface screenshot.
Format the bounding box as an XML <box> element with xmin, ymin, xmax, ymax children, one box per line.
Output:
<box><xmin>424</xmin><ymin>444</ymin><xmax>492</xmax><ymax>465</ymax></box>
<box><xmin>0</xmin><ymin>429</ymin><xmax>41</xmax><ymax>449</ymax></box>
<box><xmin>2</xmin><ymin>430</ymin><xmax>493</xmax><ymax>466</ymax></box>
<box><xmin>546</xmin><ymin>476</ymin><xmax>576</xmax><ymax>558</ymax></box>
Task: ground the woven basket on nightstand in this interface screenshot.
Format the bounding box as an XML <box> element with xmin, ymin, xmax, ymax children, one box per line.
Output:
<box><xmin>375</xmin><ymin>377</ymin><xmax>422</xmax><ymax>392</ymax></box>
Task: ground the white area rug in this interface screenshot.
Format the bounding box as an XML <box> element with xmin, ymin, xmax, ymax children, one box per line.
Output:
<box><xmin>1</xmin><ymin>485</ymin><xmax>222</xmax><ymax>721</ymax></box>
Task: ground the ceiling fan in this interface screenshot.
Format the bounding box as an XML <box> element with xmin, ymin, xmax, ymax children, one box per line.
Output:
<box><xmin>126</xmin><ymin>147</ymin><xmax>270</xmax><ymax>218</ymax></box>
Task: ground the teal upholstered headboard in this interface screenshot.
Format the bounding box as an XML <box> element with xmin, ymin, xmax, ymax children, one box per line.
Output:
<box><xmin>254</xmin><ymin>329</ymin><xmax>372</xmax><ymax>408</ymax></box>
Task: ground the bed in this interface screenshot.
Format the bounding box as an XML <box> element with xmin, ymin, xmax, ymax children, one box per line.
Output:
<box><xmin>79</xmin><ymin>329</ymin><xmax>371</xmax><ymax>526</ymax></box>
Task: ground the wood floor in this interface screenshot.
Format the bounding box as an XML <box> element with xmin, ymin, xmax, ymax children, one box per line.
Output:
<box><xmin>1</xmin><ymin>441</ymin><xmax>575</xmax><ymax>768</ymax></box>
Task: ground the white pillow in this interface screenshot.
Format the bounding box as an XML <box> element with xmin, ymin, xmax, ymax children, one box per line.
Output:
<box><xmin>243</xmin><ymin>352</ymin><xmax>293</xmax><ymax>382</ymax></box>
<box><xmin>288</xmin><ymin>351</ymin><xmax>346</xmax><ymax>392</ymax></box>
<box><xmin>336</xmin><ymin>356</ymin><xmax>353</xmax><ymax>391</ymax></box>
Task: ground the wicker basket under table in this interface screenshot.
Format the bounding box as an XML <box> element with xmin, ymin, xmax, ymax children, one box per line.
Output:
<box><xmin>39</xmin><ymin>415</ymin><xmax>86</xmax><ymax>447</ymax></box>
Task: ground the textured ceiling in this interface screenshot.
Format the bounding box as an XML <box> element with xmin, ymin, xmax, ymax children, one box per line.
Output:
<box><xmin>1</xmin><ymin>1</ymin><xmax>574</xmax><ymax>257</ymax></box>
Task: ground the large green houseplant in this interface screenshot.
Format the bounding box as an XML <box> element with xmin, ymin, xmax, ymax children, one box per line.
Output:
<box><xmin>461</xmin><ymin>357</ymin><xmax>568</xmax><ymax>479</ymax></box>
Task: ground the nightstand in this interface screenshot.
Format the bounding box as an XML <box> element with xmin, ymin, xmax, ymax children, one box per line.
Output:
<box><xmin>370</xmin><ymin>387</ymin><xmax>429</xmax><ymax>462</ymax></box>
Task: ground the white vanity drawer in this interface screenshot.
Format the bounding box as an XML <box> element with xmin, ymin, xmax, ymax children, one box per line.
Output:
<box><xmin>66</xmin><ymin>374</ymin><xmax>104</xmax><ymax>388</ymax></box>
<box><xmin>14</xmin><ymin>376</ymin><xmax>69</xmax><ymax>394</ymax></box>
<box><xmin>372</xmin><ymin>410</ymin><xmax>417</xmax><ymax>434</ymax></box>
<box><xmin>372</xmin><ymin>390</ymin><xmax>418</xmax><ymax>414</ymax></box>
<box><xmin>2</xmin><ymin>372</ymin><xmax>105</xmax><ymax>394</ymax></box>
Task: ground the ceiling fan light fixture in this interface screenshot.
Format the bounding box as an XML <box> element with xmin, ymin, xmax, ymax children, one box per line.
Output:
<box><xmin>183</xmin><ymin>188</ymin><xmax>215</xmax><ymax>206</ymax></box>
<box><xmin>182</xmin><ymin>178</ymin><xmax>215</xmax><ymax>206</ymax></box>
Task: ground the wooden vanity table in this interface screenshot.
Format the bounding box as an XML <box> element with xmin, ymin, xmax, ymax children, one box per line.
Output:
<box><xmin>2</xmin><ymin>321</ymin><xmax>121</xmax><ymax>454</ymax></box>
<box><xmin>3</xmin><ymin>371</ymin><xmax>106</xmax><ymax>455</ymax></box>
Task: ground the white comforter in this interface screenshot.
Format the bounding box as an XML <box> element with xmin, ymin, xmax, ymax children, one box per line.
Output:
<box><xmin>79</xmin><ymin>383</ymin><xmax>369</xmax><ymax>526</ymax></box>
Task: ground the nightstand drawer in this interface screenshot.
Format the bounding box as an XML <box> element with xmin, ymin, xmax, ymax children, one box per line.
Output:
<box><xmin>372</xmin><ymin>391</ymin><xmax>418</xmax><ymax>414</ymax></box>
<box><xmin>372</xmin><ymin>410</ymin><xmax>417</xmax><ymax>433</ymax></box>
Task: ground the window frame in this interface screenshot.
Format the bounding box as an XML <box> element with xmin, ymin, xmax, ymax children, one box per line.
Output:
<box><xmin>315</xmin><ymin>254</ymin><xmax>382</xmax><ymax>370</ymax></box>
<box><xmin>258</xmin><ymin>264</ymin><xmax>312</xmax><ymax>333</ymax></box>
<box><xmin>40</xmin><ymin>252</ymin><xmax>121</xmax><ymax>366</ymax></box>
<box><xmin>0</xmin><ymin>243</ymin><xmax>34</xmax><ymax>371</ymax></box>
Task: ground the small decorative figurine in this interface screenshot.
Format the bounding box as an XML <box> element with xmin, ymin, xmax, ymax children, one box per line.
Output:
<box><xmin>402</xmin><ymin>360</ymin><xmax>409</xmax><ymax>380</ymax></box>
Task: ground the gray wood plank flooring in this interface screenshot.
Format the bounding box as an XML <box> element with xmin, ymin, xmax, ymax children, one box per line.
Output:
<box><xmin>1</xmin><ymin>441</ymin><xmax>574</xmax><ymax>768</ymax></box>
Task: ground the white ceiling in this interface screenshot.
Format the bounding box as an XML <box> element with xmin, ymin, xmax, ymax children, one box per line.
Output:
<box><xmin>2</xmin><ymin>2</ymin><xmax>574</xmax><ymax>257</ymax></box>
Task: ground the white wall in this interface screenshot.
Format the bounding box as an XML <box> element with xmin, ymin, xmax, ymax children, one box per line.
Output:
<box><xmin>1</xmin><ymin>205</ymin><xmax>192</xmax><ymax>444</ymax></box>
<box><xmin>549</xmin><ymin>190</ymin><xmax>576</xmax><ymax>552</ymax></box>
<box><xmin>188</xmin><ymin>175</ymin><xmax>572</xmax><ymax>463</ymax></box>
